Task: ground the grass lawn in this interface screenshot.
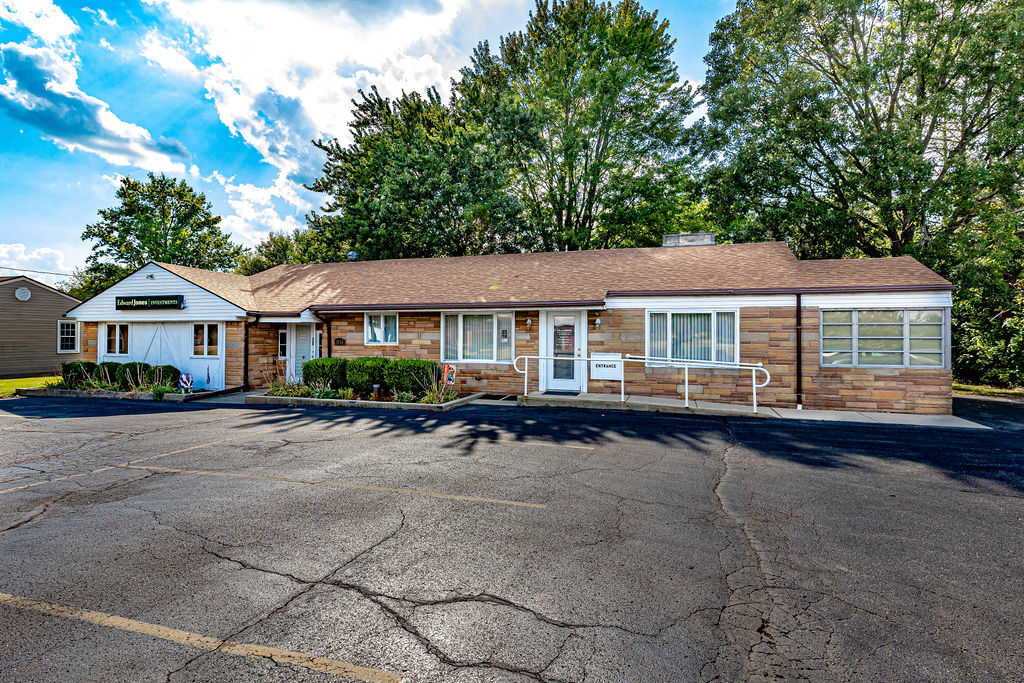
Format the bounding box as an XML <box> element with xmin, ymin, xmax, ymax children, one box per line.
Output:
<box><xmin>953</xmin><ymin>382</ymin><xmax>1024</xmax><ymax>399</ymax></box>
<box><xmin>0</xmin><ymin>376</ymin><xmax>60</xmax><ymax>398</ymax></box>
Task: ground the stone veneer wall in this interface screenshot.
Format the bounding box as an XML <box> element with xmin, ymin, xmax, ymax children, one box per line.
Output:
<box><xmin>247</xmin><ymin>322</ymin><xmax>286</xmax><ymax>388</ymax></box>
<box><xmin>799</xmin><ymin>307</ymin><xmax>951</xmax><ymax>414</ymax></box>
<box><xmin>586</xmin><ymin>308</ymin><xmax>798</xmax><ymax>407</ymax></box>
<box><xmin>238</xmin><ymin>307</ymin><xmax>950</xmax><ymax>414</ymax></box>
<box><xmin>81</xmin><ymin>322</ymin><xmax>99</xmax><ymax>362</ymax></box>
<box><xmin>323</xmin><ymin>311</ymin><xmax>541</xmax><ymax>394</ymax></box>
<box><xmin>224</xmin><ymin>321</ymin><xmax>245</xmax><ymax>387</ymax></box>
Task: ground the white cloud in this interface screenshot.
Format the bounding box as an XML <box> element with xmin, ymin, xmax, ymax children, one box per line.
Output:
<box><xmin>0</xmin><ymin>42</ymin><xmax>190</xmax><ymax>173</ymax></box>
<box><xmin>82</xmin><ymin>7</ymin><xmax>116</xmax><ymax>27</ymax></box>
<box><xmin>140</xmin><ymin>30</ymin><xmax>198</xmax><ymax>77</ymax></box>
<box><xmin>138</xmin><ymin>0</ymin><xmax>525</xmax><ymax>246</ymax></box>
<box><xmin>0</xmin><ymin>243</ymin><xmax>72</xmax><ymax>286</ymax></box>
<box><xmin>0</xmin><ymin>0</ymin><xmax>78</xmax><ymax>50</ymax></box>
<box><xmin>98</xmin><ymin>37</ymin><xmax>114</xmax><ymax>52</ymax></box>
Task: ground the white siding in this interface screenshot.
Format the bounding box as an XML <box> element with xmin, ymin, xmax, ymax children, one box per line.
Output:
<box><xmin>67</xmin><ymin>263</ymin><xmax>245</xmax><ymax>322</ymax></box>
<box><xmin>98</xmin><ymin>322</ymin><xmax>225</xmax><ymax>390</ymax></box>
<box><xmin>605</xmin><ymin>294</ymin><xmax>795</xmax><ymax>309</ymax></box>
<box><xmin>803</xmin><ymin>291</ymin><xmax>952</xmax><ymax>308</ymax></box>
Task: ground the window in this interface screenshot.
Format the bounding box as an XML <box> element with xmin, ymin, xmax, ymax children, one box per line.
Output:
<box><xmin>364</xmin><ymin>313</ymin><xmax>398</xmax><ymax>345</ymax></box>
<box><xmin>442</xmin><ymin>312</ymin><xmax>514</xmax><ymax>363</ymax></box>
<box><xmin>105</xmin><ymin>323</ymin><xmax>128</xmax><ymax>355</ymax></box>
<box><xmin>57</xmin><ymin>321</ymin><xmax>79</xmax><ymax>353</ymax></box>
<box><xmin>821</xmin><ymin>309</ymin><xmax>945</xmax><ymax>367</ymax></box>
<box><xmin>647</xmin><ymin>311</ymin><xmax>737</xmax><ymax>363</ymax></box>
<box><xmin>192</xmin><ymin>323</ymin><xmax>219</xmax><ymax>357</ymax></box>
<box><xmin>278</xmin><ymin>330</ymin><xmax>288</xmax><ymax>359</ymax></box>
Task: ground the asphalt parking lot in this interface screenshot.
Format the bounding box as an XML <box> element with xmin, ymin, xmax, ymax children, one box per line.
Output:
<box><xmin>0</xmin><ymin>396</ymin><xmax>1021</xmax><ymax>682</ymax></box>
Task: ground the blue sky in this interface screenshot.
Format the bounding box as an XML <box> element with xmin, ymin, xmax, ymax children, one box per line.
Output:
<box><xmin>0</xmin><ymin>1</ymin><xmax>731</xmax><ymax>284</ymax></box>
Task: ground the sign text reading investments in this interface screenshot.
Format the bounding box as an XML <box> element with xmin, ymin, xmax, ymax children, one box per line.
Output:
<box><xmin>115</xmin><ymin>295</ymin><xmax>185</xmax><ymax>310</ymax></box>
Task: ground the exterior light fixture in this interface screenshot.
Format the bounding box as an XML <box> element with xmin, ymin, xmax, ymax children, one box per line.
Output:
<box><xmin>594</xmin><ymin>316</ymin><xmax>602</xmax><ymax>329</ymax></box>
<box><xmin>525</xmin><ymin>317</ymin><xmax>532</xmax><ymax>330</ymax></box>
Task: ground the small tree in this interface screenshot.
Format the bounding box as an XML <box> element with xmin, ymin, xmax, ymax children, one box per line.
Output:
<box><xmin>67</xmin><ymin>173</ymin><xmax>243</xmax><ymax>299</ymax></box>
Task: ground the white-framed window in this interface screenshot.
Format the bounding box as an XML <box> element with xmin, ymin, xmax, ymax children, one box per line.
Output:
<box><xmin>364</xmin><ymin>313</ymin><xmax>398</xmax><ymax>345</ymax></box>
<box><xmin>57</xmin><ymin>320</ymin><xmax>79</xmax><ymax>353</ymax></box>
<box><xmin>645</xmin><ymin>310</ymin><xmax>738</xmax><ymax>363</ymax></box>
<box><xmin>192</xmin><ymin>323</ymin><xmax>219</xmax><ymax>357</ymax></box>
<box><xmin>820</xmin><ymin>309</ymin><xmax>946</xmax><ymax>368</ymax></box>
<box><xmin>278</xmin><ymin>330</ymin><xmax>288</xmax><ymax>360</ymax></box>
<box><xmin>105</xmin><ymin>323</ymin><xmax>129</xmax><ymax>356</ymax></box>
<box><xmin>442</xmin><ymin>312</ymin><xmax>514</xmax><ymax>363</ymax></box>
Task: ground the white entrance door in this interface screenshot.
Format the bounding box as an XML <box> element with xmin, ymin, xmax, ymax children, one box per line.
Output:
<box><xmin>291</xmin><ymin>323</ymin><xmax>314</xmax><ymax>382</ymax></box>
<box><xmin>545</xmin><ymin>312</ymin><xmax>584</xmax><ymax>392</ymax></box>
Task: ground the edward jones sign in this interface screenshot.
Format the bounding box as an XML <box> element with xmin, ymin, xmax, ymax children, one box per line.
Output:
<box><xmin>115</xmin><ymin>295</ymin><xmax>185</xmax><ymax>310</ymax></box>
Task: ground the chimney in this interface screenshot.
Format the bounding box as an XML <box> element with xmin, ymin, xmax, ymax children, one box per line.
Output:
<box><xmin>662</xmin><ymin>232</ymin><xmax>716</xmax><ymax>247</ymax></box>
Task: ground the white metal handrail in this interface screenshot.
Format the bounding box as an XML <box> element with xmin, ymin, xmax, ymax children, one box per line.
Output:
<box><xmin>512</xmin><ymin>354</ymin><xmax>772</xmax><ymax>412</ymax></box>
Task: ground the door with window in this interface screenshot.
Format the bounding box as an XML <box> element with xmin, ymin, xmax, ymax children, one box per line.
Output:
<box><xmin>291</xmin><ymin>323</ymin><xmax>313</xmax><ymax>382</ymax></box>
<box><xmin>545</xmin><ymin>312</ymin><xmax>583</xmax><ymax>392</ymax></box>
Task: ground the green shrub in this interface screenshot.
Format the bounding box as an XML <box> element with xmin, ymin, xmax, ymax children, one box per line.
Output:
<box><xmin>116</xmin><ymin>361</ymin><xmax>152</xmax><ymax>390</ymax></box>
<box><xmin>346</xmin><ymin>357</ymin><xmax>391</xmax><ymax>397</ymax></box>
<box><xmin>61</xmin><ymin>361</ymin><xmax>97</xmax><ymax>389</ymax></box>
<box><xmin>148</xmin><ymin>364</ymin><xmax>181</xmax><ymax>388</ymax></box>
<box><xmin>267</xmin><ymin>380</ymin><xmax>312</xmax><ymax>397</ymax></box>
<box><xmin>382</xmin><ymin>358</ymin><xmax>439</xmax><ymax>396</ymax></box>
<box><xmin>95</xmin><ymin>361</ymin><xmax>122</xmax><ymax>385</ymax></box>
<box><xmin>337</xmin><ymin>387</ymin><xmax>355</xmax><ymax>400</ymax></box>
<box><xmin>302</xmin><ymin>357</ymin><xmax>346</xmax><ymax>390</ymax></box>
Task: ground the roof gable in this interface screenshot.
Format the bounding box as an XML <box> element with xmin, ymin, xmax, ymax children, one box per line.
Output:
<box><xmin>67</xmin><ymin>263</ymin><xmax>246</xmax><ymax>321</ymax></box>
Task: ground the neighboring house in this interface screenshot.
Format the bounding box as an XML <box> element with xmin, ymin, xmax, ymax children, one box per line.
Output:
<box><xmin>0</xmin><ymin>276</ymin><xmax>83</xmax><ymax>378</ymax></box>
<box><xmin>63</xmin><ymin>234</ymin><xmax>955</xmax><ymax>413</ymax></box>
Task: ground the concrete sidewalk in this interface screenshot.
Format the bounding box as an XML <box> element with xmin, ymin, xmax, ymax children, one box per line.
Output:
<box><xmin>516</xmin><ymin>391</ymin><xmax>988</xmax><ymax>429</ymax></box>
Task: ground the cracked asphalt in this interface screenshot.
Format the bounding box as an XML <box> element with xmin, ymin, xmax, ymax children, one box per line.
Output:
<box><xmin>0</xmin><ymin>395</ymin><xmax>1021</xmax><ymax>682</ymax></box>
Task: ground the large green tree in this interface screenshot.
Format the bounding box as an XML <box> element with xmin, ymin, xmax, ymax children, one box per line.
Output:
<box><xmin>305</xmin><ymin>87</ymin><xmax>529</xmax><ymax>262</ymax></box>
<box><xmin>700</xmin><ymin>0</ymin><xmax>1024</xmax><ymax>384</ymax></box>
<box><xmin>700</xmin><ymin>0</ymin><xmax>1024</xmax><ymax>257</ymax></box>
<box><xmin>457</xmin><ymin>0</ymin><xmax>698</xmax><ymax>251</ymax></box>
<box><xmin>65</xmin><ymin>173</ymin><xmax>243</xmax><ymax>299</ymax></box>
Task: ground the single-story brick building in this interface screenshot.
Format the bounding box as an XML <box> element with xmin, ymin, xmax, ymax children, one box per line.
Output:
<box><xmin>63</xmin><ymin>234</ymin><xmax>955</xmax><ymax>413</ymax></box>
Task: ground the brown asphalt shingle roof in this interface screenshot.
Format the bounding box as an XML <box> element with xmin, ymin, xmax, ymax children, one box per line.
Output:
<box><xmin>156</xmin><ymin>242</ymin><xmax>952</xmax><ymax>314</ymax></box>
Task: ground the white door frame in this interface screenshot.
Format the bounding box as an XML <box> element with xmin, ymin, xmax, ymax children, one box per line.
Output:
<box><xmin>540</xmin><ymin>310</ymin><xmax>587</xmax><ymax>393</ymax></box>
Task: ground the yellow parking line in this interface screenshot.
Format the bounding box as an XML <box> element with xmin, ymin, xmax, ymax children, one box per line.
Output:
<box><xmin>0</xmin><ymin>429</ymin><xmax>279</xmax><ymax>496</ymax></box>
<box><xmin>119</xmin><ymin>464</ymin><xmax>547</xmax><ymax>509</ymax></box>
<box><xmin>0</xmin><ymin>591</ymin><xmax>402</xmax><ymax>681</ymax></box>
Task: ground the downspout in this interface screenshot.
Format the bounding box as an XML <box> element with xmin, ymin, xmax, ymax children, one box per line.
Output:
<box><xmin>795</xmin><ymin>293</ymin><xmax>803</xmax><ymax>410</ymax></box>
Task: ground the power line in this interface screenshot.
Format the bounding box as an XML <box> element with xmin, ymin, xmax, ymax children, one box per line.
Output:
<box><xmin>0</xmin><ymin>265</ymin><xmax>73</xmax><ymax>277</ymax></box>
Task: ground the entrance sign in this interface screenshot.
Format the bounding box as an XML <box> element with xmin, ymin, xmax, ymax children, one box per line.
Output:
<box><xmin>590</xmin><ymin>352</ymin><xmax>623</xmax><ymax>380</ymax></box>
<box><xmin>116</xmin><ymin>295</ymin><xmax>184</xmax><ymax>310</ymax></box>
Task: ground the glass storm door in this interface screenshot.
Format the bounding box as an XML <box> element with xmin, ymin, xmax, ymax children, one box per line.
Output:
<box><xmin>547</xmin><ymin>313</ymin><xmax>582</xmax><ymax>391</ymax></box>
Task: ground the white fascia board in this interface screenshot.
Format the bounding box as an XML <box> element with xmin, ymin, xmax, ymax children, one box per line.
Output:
<box><xmin>604</xmin><ymin>294</ymin><xmax>797</xmax><ymax>309</ymax></box>
<box><xmin>802</xmin><ymin>291</ymin><xmax>952</xmax><ymax>308</ymax></box>
<box><xmin>606</xmin><ymin>291</ymin><xmax>952</xmax><ymax>310</ymax></box>
<box><xmin>65</xmin><ymin>263</ymin><xmax>246</xmax><ymax>321</ymax></box>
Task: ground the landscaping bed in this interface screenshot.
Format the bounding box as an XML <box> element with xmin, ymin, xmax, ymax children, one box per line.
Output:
<box><xmin>16</xmin><ymin>387</ymin><xmax>189</xmax><ymax>402</ymax></box>
<box><xmin>247</xmin><ymin>391</ymin><xmax>485</xmax><ymax>412</ymax></box>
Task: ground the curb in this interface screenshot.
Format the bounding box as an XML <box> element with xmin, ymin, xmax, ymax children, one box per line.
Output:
<box><xmin>246</xmin><ymin>392</ymin><xmax>486</xmax><ymax>412</ymax></box>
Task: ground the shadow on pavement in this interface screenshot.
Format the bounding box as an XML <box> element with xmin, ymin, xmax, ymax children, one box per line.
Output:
<box><xmin>2</xmin><ymin>396</ymin><xmax>1022</xmax><ymax>495</ymax></box>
